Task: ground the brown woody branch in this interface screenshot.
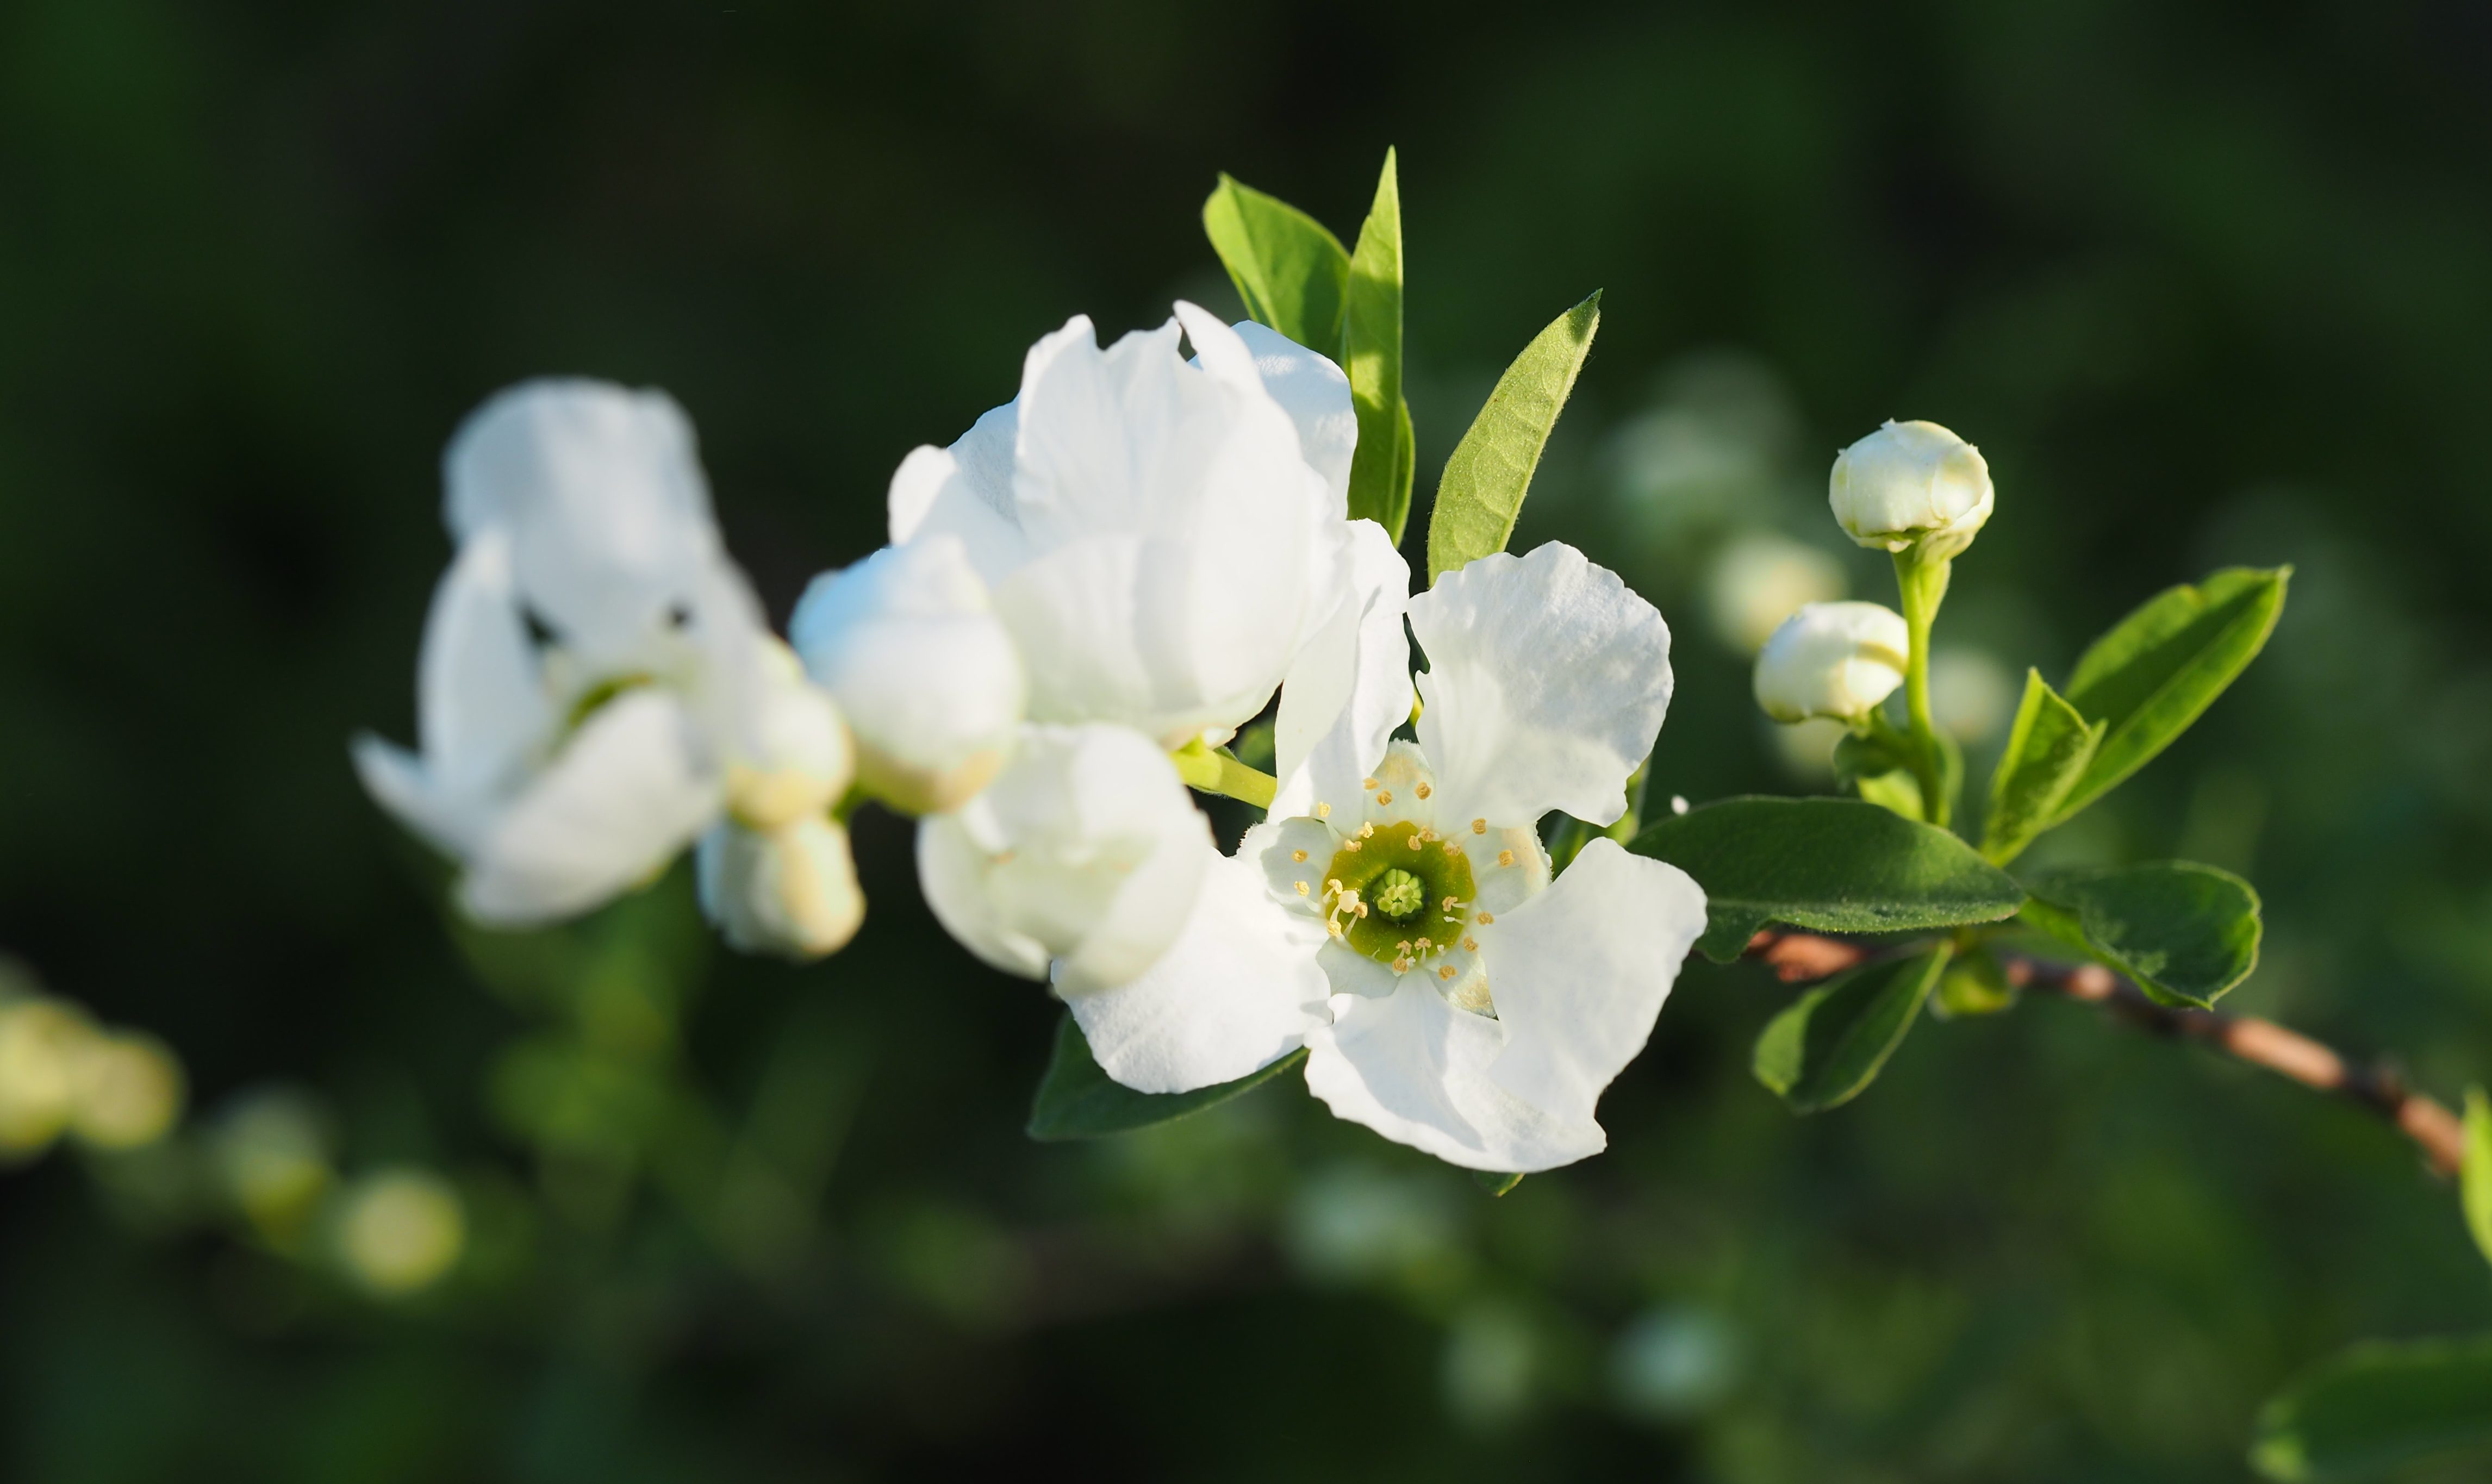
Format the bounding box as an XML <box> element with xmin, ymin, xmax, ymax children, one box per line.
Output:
<box><xmin>1743</xmin><ymin>931</ymin><xmax>2468</xmax><ymax>1177</ymax></box>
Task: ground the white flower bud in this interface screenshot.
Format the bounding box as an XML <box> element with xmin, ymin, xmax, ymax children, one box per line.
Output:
<box><xmin>697</xmin><ymin>815</ymin><xmax>867</xmax><ymax>961</ymax></box>
<box><xmin>724</xmin><ymin>639</ymin><xmax>853</xmax><ymax>831</ymax></box>
<box><xmin>1753</xmin><ymin>601</ymin><xmax>1910</xmax><ymax>723</ymax></box>
<box><xmin>915</xmin><ymin>724</ymin><xmax>1212</xmax><ymax>996</ymax></box>
<box><xmin>1828</xmin><ymin>420</ymin><xmax>1993</xmax><ymax>559</ymax></box>
<box><xmin>790</xmin><ymin>537</ymin><xmax>1025</xmax><ymax>816</ymax></box>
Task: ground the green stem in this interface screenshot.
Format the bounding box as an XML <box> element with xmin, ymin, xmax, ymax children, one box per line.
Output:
<box><xmin>1892</xmin><ymin>550</ymin><xmax>1952</xmax><ymax>828</ymax></box>
<box><xmin>1170</xmin><ymin>739</ymin><xmax>1278</xmax><ymax>810</ymax></box>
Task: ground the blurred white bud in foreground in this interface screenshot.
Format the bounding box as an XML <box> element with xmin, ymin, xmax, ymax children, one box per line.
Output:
<box><xmin>697</xmin><ymin>642</ymin><xmax>864</xmax><ymax>961</ymax></box>
<box><xmin>66</xmin><ymin>1031</ymin><xmax>184</xmax><ymax>1151</ymax></box>
<box><xmin>1828</xmin><ymin>419</ymin><xmax>1993</xmax><ymax>560</ymax></box>
<box><xmin>790</xmin><ymin>536</ymin><xmax>1025</xmax><ymax>816</ymax></box>
<box><xmin>334</xmin><ymin>1167</ymin><xmax>467</xmax><ymax>1297</ymax></box>
<box><xmin>1753</xmin><ymin>601</ymin><xmax>1910</xmax><ymax>723</ymax></box>
<box><xmin>0</xmin><ymin>984</ymin><xmax>186</xmax><ymax>1159</ymax></box>
<box><xmin>1930</xmin><ymin>647</ymin><xmax>2020</xmax><ymax>744</ymax></box>
<box><xmin>917</xmin><ymin>724</ymin><xmax>1213</xmax><ymax>996</ymax></box>
<box><xmin>1704</xmin><ymin>532</ymin><xmax>1847</xmax><ymax>652</ymax></box>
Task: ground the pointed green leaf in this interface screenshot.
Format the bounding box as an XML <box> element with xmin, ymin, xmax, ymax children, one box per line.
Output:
<box><xmin>1628</xmin><ymin>796</ymin><xmax>2025</xmax><ymax>962</ymax></box>
<box><xmin>1753</xmin><ymin>945</ymin><xmax>1952</xmax><ymax>1113</ymax></box>
<box><xmin>1981</xmin><ymin>670</ymin><xmax>2105</xmax><ymax>863</ymax></box>
<box><xmin>1344</xmin><ymin>149</ymin><xmax>1410</xmax><ymax>541</ymax></box>
<box><xmin>1201</xmin><ymin>173</ymin><xmax>1350</xmax><ymax>354</ymax></box>
<box><xmin>2055</xmin><ymin>566</ymin><xmax>2290</xmax><ymax>820</ymax></box>
<box><xmin>1474</xmin><ymin>1170</ymin><xmax>1525</xmax><ymax>1196</ymax></box>
<box><xmin>2021</xmin><ymin>861</ymin><xmax>2262</xmax><ymax>1009</ymax></box>
<box><xmin>1027</xmin><ymin>1013</ymin><xmax>1304</xmax><ymax>1141</ymax></box>
<box><xmin>2251</xmin><ymin>1334</ymin><xmax>2492</xmax><ymax>1481</ymax></box>
<box><xmin>1424</xmin><ymin>291</ymin><xmax>1600</xmax><ymax>583</ymax></box>
<box><xmin>2464</xmin><ymin>1088</ymin><xmax>2492</xmax><ymax>1269</ymax></box>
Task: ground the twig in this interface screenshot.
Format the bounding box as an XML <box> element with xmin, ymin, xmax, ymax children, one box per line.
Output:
<box><xmin>1740</xmin><ymin>932</ymin><xmax>2468</xmax><ymax>1177</ymax></box>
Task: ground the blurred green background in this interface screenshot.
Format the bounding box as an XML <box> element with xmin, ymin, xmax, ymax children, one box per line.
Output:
<box><xmin>6</xmin><ymin>1</ymin><xmax>2492</xmax><ymax>1479</ymax></box>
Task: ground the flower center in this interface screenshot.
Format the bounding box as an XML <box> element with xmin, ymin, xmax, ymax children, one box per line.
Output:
<box><xmin>1319</xmin><ymin>820</ymin><xmax>1478</xmax><ymax>973</ymax></box>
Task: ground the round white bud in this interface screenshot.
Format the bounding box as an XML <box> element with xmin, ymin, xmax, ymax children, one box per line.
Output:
<box><xmin>697</xmin><ymin>815</ymin><xmax>867</xmax><ymax>961</ymax></box>
<box><xmin>790</xmin><ymin>537</ymin><xmax>1026</xmax><ymax>816</ymax></box>
<box><xmin>1753</xmin><ymin>601</ymin><xmax>1911</xmax><ymax>724</ymax></box>
<box><xmin>1828</xmin><ymin>420</ymin><xmax>1993</xmax><ymax>559</ymax></box>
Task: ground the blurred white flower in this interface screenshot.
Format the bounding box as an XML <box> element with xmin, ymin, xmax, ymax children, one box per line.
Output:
<box><xmin>1829</xmin><ymin>419</ymin><xmax>1993</xmax><ymax>559</ymax></box>
<box><xmin>1767</xmin><ymin>715</ymin><xmax>1847</xmax><ymax>781</ymax></box>
<box><xmin>1752</xmin><ymin>601</ymin><xmax>1910</xmax><ymax>724</ymax></box>
<box><xmin>0</xmin><ymin>997</ymin><xmax>93</xmax><ymax>1157</ymax></box>
<box><xmin>66</xmin><ymin>1030</ymin><xmax>184</xmax><ymax>1151</ymax></box>
<box><xmin>1705</xmin><ymin>533</ymin><xmax>1847</xmax><ymax>653</ymax></box>
<box><xmin>355</xmin><ymin>380</ymin><xmax>783</xmax><ymax>926</ymax></box>
<box><xmin>790</xmin><ymin>536</ymin><xmax>1024</xmax><ymax>815</ymax></box>
<box><xmin>1097</xmin><ymin>544</ymin><xmax>1708</xmax><ymax>1173</ymax></box>
<box><xmin>696</xmin><ymin>641</ymin><xmax>865</xmax><ymax>961</ymax></box>
<box><xmin>1930</xmin><ymin>646</ymin><xmax>2018</xmax><ymax>743</ymax></box>
<box><xmin>334</xmin><ymin>1168</ymin><xmax>466</xmax><ymax>1296</ymax></box>
<box><xmin>916</xmin><ymin>724</ymin><xmax>1215</xmax><ymax>997</ymax></box>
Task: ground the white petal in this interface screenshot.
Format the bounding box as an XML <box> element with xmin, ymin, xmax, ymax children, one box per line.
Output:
<box><xmin>1304</xmin><ymin>981</ymin><xmax>1603</xmax><ymax>1173</ymax></box>
<box><xmin>1272</xmin><ymin>519</ymin><xmax>1413</xmax><ymax>819</ymax></box>
<box><xmin>1067</xmin><ymin>832</ymin><xmax>1330</xmax><ymax>1094</ymax></box>
<box><xmin>1253</xmin><ymin>815</ymin><xmax>1344</xmax><ymax>917</ymax></box>
<box><xmin>791</xmin><ymin>538</ymin><xmax>1023</xmax><ymax>814</ymax></box>
<box><xmin>1480</xmin><ymin>838</ymin><xmax>1705</xmax><ymax>1128</ymax></box>
<box><xmin>1225</xmin><ymin>319</ymin><xmax>1357</xmax><ymax>515</ymax></box>
<box><xmin>459</xmin><ymin>690</ymin><xmax>722</xmax><ymax>924</ymax></box>
<box><xmin>698</xmin><ymin>816</ymin><xmax>865</xmax><ymax>961</ymax></box>
<box><xmin>414</xmin><ymin>528</ymin><xmax>550</xmax><ymax>801</ymax></box>
<box><xmin>722</xmin><ymin>645</ymin><xmax>853</xmax><ymax>831</ymax></box>
<box><xmin>444</xmin><ymin>379</ymin><xmax>724</xmax><ymax>663</ymax></box>
<box><xmin>914</xmin><ymin>724</ymin><xmax>1213</xmax><ymax>992</ymax></box>
<box><xmin>351</xmin><ymin>735</ymin><xmax>480</xmax><ymax>856</ymax></box>
<box><xmin>1412</xmin><ymin>543</ymin><xmax>1673</xmax><ymax>830</ymax></box>
<box><xmin>886</xmin><ymin>424</ymin><xmax>1029</xmax><ymax>590</ymax></box>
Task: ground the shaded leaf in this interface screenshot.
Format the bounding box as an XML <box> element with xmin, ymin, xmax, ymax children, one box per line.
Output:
<box><xmin>1629</xmin><ymin>796</ymin><xmax>2026</xmax><ymax>962</ymax></box>
<box><xmin>2465</xmin><ymin>1088</ymin><xmax>2492</xmax><ymax>1269</ymax></box>
<box><xmin>1981</xmin><ymin>669</ymin><xmax>2104</xmax><ymax>863</ymax></box>
<box><xmin>1474</xmin><ymin>1170</ymin><xmax>1525</xmax><ymax>1196</ymax></box>
<box><xmin>1753</xmin><ymin>946</ymin><xmax>1952</xmax><ymax>1113</ymax></box>
<box><xmin>1344</xmin><ymin>149</ymin><xmax>1410</xmax><ymax>541</ymax></box>
<box><xmin>1425</xmin><ymin>291</ymin><xmax>1600</xmax><ymax>583</ymax></box>
<box><xmin>1201</xmin><ymin>173</ymin><xmax>1349</xmax><ymax>354</ymax></box>
<box><xmin>1026</xmin><ymin>1013</ymin><xmax>1305</xmax><ymax>1141</ymax></box>
<box><xmin>2023</xmin><ymin>861</ymin><xmax>2262</xmax><ymax>1009</ymax></box>
<box><xmin>2251</xmin><ymin>1334</ymin><xmax>2492</xmax><ymax>1481</ymax></box>
<box><xmin>2057</xmin><ymin>567</ymin><xmax>2290</xmax><ymax>820</ymax></box>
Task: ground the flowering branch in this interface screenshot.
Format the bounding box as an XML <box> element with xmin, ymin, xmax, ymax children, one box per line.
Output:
<box><xmin>1741</xmin><ymin>930</ymin><xmax>2467</xmax><ymax>1177</ymax></box>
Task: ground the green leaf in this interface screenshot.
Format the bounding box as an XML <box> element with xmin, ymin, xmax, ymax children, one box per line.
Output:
<box><xmin>2021</xmin><ymin>861</ymin><xmax>2262</xmax><ymax>1009</ymax></box>
<box><xmin>1344</xmin><ymin>149</ymin><xmax>1411</xmax><ymax>542</ymax></box>
<box><xmin>1628</xmin><ymin>796</ymin><xmax>2026</xmax><ymax>962</ymax></box>
<box><xmin>2056</xmin><ymin>566</ymin><xmax>2290</xmax><ymax>821</ymax></box>
<box><xmin>1424</xmin><ymin>290</ymin><xmax>1601</xmax><ymax>584</ymax></box>
<box><xmin>2463</xmin><ymin>1088</ymin><xmax>2492</xmax><ymax>1269</ymax></box>
<box><xmin>1753</xmin><ymin>945</ymin><xmax>1953</xmax><ymax>1113</ymax></box>
<box><xmin>1474</xmin><ymin>1170</ymin><xmax>1525</xmax><ymax>1196</ymax></box>
<box><xmin>1980</xmin><ymin>670</ymin><xmax>2105</xmax><ymax>864</ymax></box>
<box><xmin>2251</xmin><ymin>1334</ymin><xmax>2492</xmax><ymax>1481</ymax></box>
<box><xmin>1201</xmin><ymin>173</ymin><xmax>1350</xmax><ymax>354</ymax></box>
<box><xmin>1933</xmin><ymin>948</ymin><xmax>2018</xmax><ymax>1018</ymax></box>
<box><xmin>1026</xmin><ymin>1014</ymin><xmax>1305</xmax><ymax>1141</ymax></box>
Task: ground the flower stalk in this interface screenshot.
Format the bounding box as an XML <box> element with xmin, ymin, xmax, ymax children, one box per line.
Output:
<box><xmin>1169</xmin><ymin>739</ymin><xmax>1278</xmax><ymax>811</ymax></box>
<box><xmin>1892</xmin><ymin>550</ymin><xmax>1952</xmax><ymax>828</ymax></box>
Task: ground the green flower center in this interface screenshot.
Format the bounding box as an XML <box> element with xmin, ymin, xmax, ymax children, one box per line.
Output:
<box><xmin>1320</xmin><ymin>820</ymin><xmax>1479</xmax><ymax>972</ymax></box>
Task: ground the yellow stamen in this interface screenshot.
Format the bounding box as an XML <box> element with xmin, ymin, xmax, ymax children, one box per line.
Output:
<box><xmin>1438</xmin><ymin>965</ymin><xmax>1456</xmax><ymax>981</ymax></box>
<box><xmin>1316</xmin><ymin>802</ymin><xmax>1331</xmax><ymax>819</ymax></box>
<box><xmin>1377</xmin><ymin>789</ymin><xmax>1393</xmax><ymax>806</ymax></box>
<box><xmin>1362</xmin><ymin>777</ymin><xmax>1378</xmax><ymax>790</ymax></box>
<box><xmin>1416</xmin><ymin>782</ymin><xmax>1432</xmax><ymax>799</ymax></box>
<box><xmin>1498</xmin><ymin>849</ymin><xmax>1516</xmax><ymax>868</ymax></box>
<box><xmin>1476</xmin><ymin>911</ymin><xmax>1494</xmax><ymax>925</ymax></box>
<box><xmin>1471</xmin><ymin>819</ymin><xmax>1487</xmax><ymax>834</ymax></box>
<box><xmin>1295</xmin><ymin>881</ymin><xmax>1309</xmax><ymax>896</ymax></box>
<box><xmin>1292</xmin><ymin>849</ymin><xmax>1307</xmax><ymax>863</ymax></box>
<box><xmin>1462</xmin><ymin>936</ymin><xmax>1478</xmax><ymax>952</ymax></box>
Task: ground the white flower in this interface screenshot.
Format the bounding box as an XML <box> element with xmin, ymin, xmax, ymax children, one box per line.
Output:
<box><xmin>695</xmin><ymin>641</ymin><xmax>864</xmax><ymax>961</ymax></box>
<box><xmin>353</xmin><ymin>379</ymin><xmax>778</xmax><ymax>925</ymax></box>
<box><xmin>916</xmin><ymin>724</ymin><xmax>1214</xmax><ymax>997</ymax></box>
<box><xmin>1752</xmin><ymin>601</ymin><xmax>1910</xmax><ymax>723</ymax></box>
<box><xmin>1828</xmin><ymin>419</ymin><xmax>1993</xmax><ymax>559</ymax></box>
<box><xmin>883</xmin><ymin>303</ymin><xmax>1353</xmax><ymax>750</ymax></box>
<box><xmin>1102</xmin><ymin>542</ymin><xmax>1710</xmax><ymax>1173</ymax></box>
<box><xmin>789</xmin><ymin>536</ymin><xmax>1024</xmax><ymax>815</ymax></box>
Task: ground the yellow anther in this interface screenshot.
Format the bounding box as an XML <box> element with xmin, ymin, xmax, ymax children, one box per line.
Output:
<box><xmin>1360</xmin><ymin>822</ymin><xmax>1375</xmax><ymax>838</ymax></box>
<box><xmin>1344</xmin><ymin>839</ymin><xmax>1362</xmax><ymax>852</ymax></box>
<box><xmin>1472</xmin><ymin>819</ymin><xmax>1487</xmax><ymax>834</ymax></box>
<box><xmin>1363</xmin><ymin>777</ymin><xmax>1378</xmax><ymax>790</ymax></box>
<box><xmin>1292</xmin><ymin>849</ymin><xmax>1308</xmax><ymax>863</ymax></box>
<box><xmin>1438</xmin><ymin>965</ymin><xmax>1456</xmax><ymax>981</ymax></box>
<box><xmin>1498</xmin><ymin>849</ymin><xmax>1516</xmax><ymax>868</ymax></box>
<box><xmin>1295</xmin><ymin>881</ymin><xmax>1309</xmax><ymax>896</ymax></box>
<box><xmin>1476</xmin><ymin>911</ymin><xmax>1494</xmax><ymax>925</ymax></box>
<box><xmin>1462</xmin><ymin>936</ymin><xmax>1479</xmax><ymax>952</ymax></box>
<box><xmin>1415</xmin><ymin>937</ymin><xmax>1432</xmax><ymax>951</ymax></box>
<box><xmin>994</xmin><ymin>850</ymin><xmax>1017</xmax><ymax>865</ymax></box>
<box><xmin>1416</xmin><ymin>782</ymin><xmax>1432</xmax><ymax>800</ymax></box>
<box><xmin>1316</xmin><ymin>801</ymin><xmax>1331</xmax><ymax>819</ymax></box>
<box><xmin>1406</xmin><ymin>834</ymin><xmax>1422</xmax><ymax>851</ymax></box>
<box><xmin>1354</xmin><ymin>902</ymin><xmax>1368</xmax><ymax>917</ymax></box>
<box><xmin>1441</xmin><ymin>896</ymin><xmax>1458</xmax><ymax>910</ymax></box>
<box><xmin>1326</xmin><ymin>879</ymin><xmax>1344</xmax><ymax>895</ymax></box>
<box><xmin>1376</xmin><ymin>789</ymin><xmax>1393</xmax><ymax>806</ymax></box>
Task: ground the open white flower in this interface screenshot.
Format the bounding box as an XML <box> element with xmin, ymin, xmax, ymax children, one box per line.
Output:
<box><xmin>884</xmin><ymin>303</ymin><xmax>1354</xmax><ymax>751</ymax></box>
<box><xmin>1753</xmin><ymin>601</ymin><xmax>1910</xmax><ymax>723</ymax></box>
<box><xmin>1828</xmin><ymin>419</ymin><xmax>1993</xmax><ymax>559</ymax></box>
<box><xmin>695</xmin><ymin>640</ymin><xmax>864</xmax><ymax>960</ymax></box>
<box><xmin>789</xmin><ymin>535</ymin><xmax>1025</xmax><ymax>816</ymax></box>
<box><xmin>354</xmin><ymin>379</ymin><xmax>775</xmax><ymax>925</ymax></box>
<box><xmin>1103</xmin><ymin>542</ymin><xmax>1709</xmax><ymax>1172</ymax></box>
